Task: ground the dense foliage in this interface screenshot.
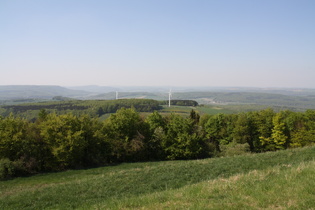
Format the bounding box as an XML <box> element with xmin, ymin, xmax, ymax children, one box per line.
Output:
<box><xmin>159</xmin><ymin>100</ymin><xmax>198</xmax><ymax>106</ymax></box>
<box><xmin>1</xmin><ymin>108</ymin><xmax>315</xmax><ymax>179</ymax></box>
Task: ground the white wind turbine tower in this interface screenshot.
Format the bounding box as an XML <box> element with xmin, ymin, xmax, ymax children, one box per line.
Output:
<box><xmin>116</xmin><ymin>91</ymin><xmax>118</xmax><ymax>100</ymax></box>
<box><xmin>168</xmin><ymin>89</ymin><xmax>172</xmax><ymax>107</ymax></box>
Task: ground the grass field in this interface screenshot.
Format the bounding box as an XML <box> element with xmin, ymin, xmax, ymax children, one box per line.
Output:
<box><xmin>159</xmin><ymin>104</ymin><xmax>276</xmax><ymax>116</ymax></box>
<box><xmin>1</xmin><ymin>146</ymin><xmax>315</xmax><ymax>209</ymax></box>
<box><xmin>159</xmin><ymin>105</ymin><xmax>236</xmax><ymax>117</ymax></box>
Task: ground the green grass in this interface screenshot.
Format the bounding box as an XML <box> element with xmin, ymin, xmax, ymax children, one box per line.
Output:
<box><xmin>197</xmin><ymin>105</ymin><xmax>236</xmax><ymax>115</ymax></box>
<box><xmin>159</xmin><ymin>105</ymin><xmax>193</xmax><ymax>115</ymax></box>
<box><xmin>196</xmin><ymin>104</ymin><xmax>287</xmax><ymax>115</ymax></box>
<box><xmin>101</xmin><ymin>160</ymin><xmax>315</xmax><ymax>209</ymax></box>
<box><xmin>1</xmin><ymin>146</ymin><xmax>315</xmax><ymax>209</ymax></box>
<box><xmin>159</xmin><ymin>105</ymin><xmax>238</xmax><ymax>116</ymax></box>
<box><xmin>159</xmin><ymin>104</ymin><xmax>277</xmax><ymax>116</ymax></box>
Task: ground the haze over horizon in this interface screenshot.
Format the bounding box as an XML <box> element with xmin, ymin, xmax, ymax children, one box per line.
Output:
<box><xmin>1</xmin><ymin>0</ymin><xmax>314</xmax><ymax>88</ymax></box>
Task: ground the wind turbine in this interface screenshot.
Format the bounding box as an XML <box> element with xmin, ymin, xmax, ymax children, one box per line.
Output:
<box><xmin>168</xmin><ymin>89</ymin><xmax>172</xmax><ymax>107</ymax></box>
<box><xmin>116</xmin><ymin>91</ymin><xmax>118</xmax><ymax>100</ymax></box>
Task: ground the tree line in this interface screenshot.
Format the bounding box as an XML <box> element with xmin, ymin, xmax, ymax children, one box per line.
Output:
<box><xmin>0</xmin><ymin>99</ymin><xmax>162</xmax><ymax>120</ymax></box>
<box><xmin>1</xmin><ymin>108</ymin><xmax>315</xmax><ymax>179</ymax></box>
<box><xmin>159</xmin><ymin>100</ymin><xmax>198</xmax><ymax>106</ymax></box>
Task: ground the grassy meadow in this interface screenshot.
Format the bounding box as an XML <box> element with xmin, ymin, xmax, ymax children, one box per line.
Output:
<box><xmin>160</xmin><ymin>104</ymin><xmax>286</xmax><ymax>116</ymax></box>
<box><xmin>1</xmin><ymin>146</ymin><xmax>315</xmax><ymax>209</ymax></box>
<box><xmin>159</xmin><ymin>104</ymin><xmax>258</xmax><ymax>116</ymax></box>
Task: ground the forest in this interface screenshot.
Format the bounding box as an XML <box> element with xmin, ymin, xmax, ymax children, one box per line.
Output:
<box><xmin>1</xmin><ymin>105</ymin><xmax>315</xmax><ymax>179</ymax></box>
<box><xmin>0</xmin><ymin>99</ymin><xmax>162</xmax><ymax>120</ymax></box>
<box><xmin>159</xmin><ymin>99</ymin><xmax>198</xmax><ymax>106</ymax></box>
<box><xmin>0</xmin><ymin>99</ymin><xmax>199</xmax><ymax>121</ymax></box>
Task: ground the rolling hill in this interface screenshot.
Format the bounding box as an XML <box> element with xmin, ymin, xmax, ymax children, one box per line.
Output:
<box><xmin>0</xmin><ymin>85</ymin><xmax>91</xmax><ymax>100</ymax></box>
<box><xmin>2</xmin><ymin>85</ymin><xmax>315</xmax><ymax>111</ymax></box>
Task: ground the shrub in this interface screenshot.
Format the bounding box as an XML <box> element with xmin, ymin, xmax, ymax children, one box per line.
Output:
<box><xmin>0</xmin><ymin>158</ymin><xmax>35</xmax><ymax>180</ymax></box>
<box><xmin>0</xmin><ymin>158</ymin><xmax>15</xmax><ymax>180</ymax></box>
<box><xmin>220</xmin><ymin>142</ymin><xmax>251</xmax><ymax>157</ymax></box>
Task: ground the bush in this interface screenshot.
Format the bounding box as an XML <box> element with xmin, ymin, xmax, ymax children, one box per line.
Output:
<box><xmin>220</xmin><ymin>142</ymin><xmax>251</xmax><ymax>157</ymax></box>
<box><xmin>0</xmin><ymin>158</ymin><xmax>15</xmax><ymax>180</ymax></box>
<box><xmin>0</xmin><ymin>158</ymin><xmax>33</xmax><ymax>180</ymax></box>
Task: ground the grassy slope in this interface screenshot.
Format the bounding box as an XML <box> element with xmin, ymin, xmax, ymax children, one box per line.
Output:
<box><xmin>103</xmin><ymin>160</ymin><xmax>315</xmax><ymax>209</ymax></box>
<box><xmin>1</xmin><ymin>146</ymin><xmax>315</xmax><ymax>209</ymax></box>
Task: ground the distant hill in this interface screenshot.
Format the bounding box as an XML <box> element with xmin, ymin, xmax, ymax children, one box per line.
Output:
<box><xmin>85</xmin><ymin>91</ymin><xmax>315</xmax><ymax>110</ymax></box>
<box><xmin>67</xmin><ymin>86</ymin><xmax>176</xmax><ymax>93</ymax></box>
<box><xmin>0</xmin><ymin>85</ymin><xmax>92</xmax><ymax>100</ymax></box>
<box><xmin>87</xmin><ymin>91</ymin><xmax>165</xmax><ymax>100</ymax></box>
<box><xmin>73</xmin><ymin>86</ymin><xmax>315</xmax><ymax>96</ymax></box>
<box><xmin>66</xmin><ymin>85</ymin><xmax>119</xmax><ymax>93</ymax></box>
<box><xmin>1</xmin><ymin>86</ymin><xmax>315</xmax><ymax>110</ymax></box>
<box><xmin>173</xmin><ymin>92</ymin><xmax>315</xmax><ymax>110</ymax></box>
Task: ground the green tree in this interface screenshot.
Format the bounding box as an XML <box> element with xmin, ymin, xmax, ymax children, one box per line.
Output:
<box><xmin>0</xmin><ymin>114</ymin><xmax>29</xmax><ymax>160</ymax></box>
<box><xmin>252</xmin><ymin>109</ymin><xmax>275</xmax><ymax>151</ymax></box>
<box><xmin>146</xmin><ymin>111</ymin><xmax>166</xmax><ymax>132</ymax></box>
<box><xmin>232</xmin><ymin>112</ymin><xmax>257</xmax><ymax>152</ymax></box>
<box><xmin>260</xmin><ymin>112</ymin><xmax>288</xmax><ymax>151</ymax></box>
<box><xmin>189</xmin><ymin>109</ymin><xmax>200</xmax><ymax>125</ymax></box>
<box><xmin>0</xmin><ymin>115</ymin><xmax>41</xmax><ymax>175</ymax></box>
<box><xmin>204</xmin><ymin>113</ymin><xmax>235</xmax><ymax>152</ymax></box>
<box><xmin>288</xmin><ymin>110</ymin><xmax>315</xmax><ymax>147</ymax></box>
<box><xmin>162</xmin><ymin>114</ymin><xmax>204</xmax><ymax>160</ymax></box>
<box><xmin>38</xmin><ymin>109</ymin><xmax>49</xmax><ymax>121</ymax></box>
<box><xmin>103</xmin><ymin>108</ymin><xmax>150</xmax><ymax>162</ymax></box>
<box><xmin>77</xmin><ymin>115</ymin><xmax>108</xmax><ymax>166</ymax></box>
<box><xmin>145</xmin><ymin>111</ymin><xmax>166</xmax><ymax>159</ymax></box>
<box><xmin>40</xmin><ymin>113</ymin><xmax>91</xmax><ymax>169</ymax></box>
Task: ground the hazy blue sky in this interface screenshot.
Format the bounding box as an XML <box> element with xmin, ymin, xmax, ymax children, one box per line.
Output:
<box><xmin>1</xmin><ymin>0</ymin><xmax>314</xmax><ymax>88</ymax></box>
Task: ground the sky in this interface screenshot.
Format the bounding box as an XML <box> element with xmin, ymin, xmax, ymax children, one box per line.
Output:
<box><xmin>0</xmin><ymin>0</ymin><xmax>315</xmax><ymax>88</ymax></box>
